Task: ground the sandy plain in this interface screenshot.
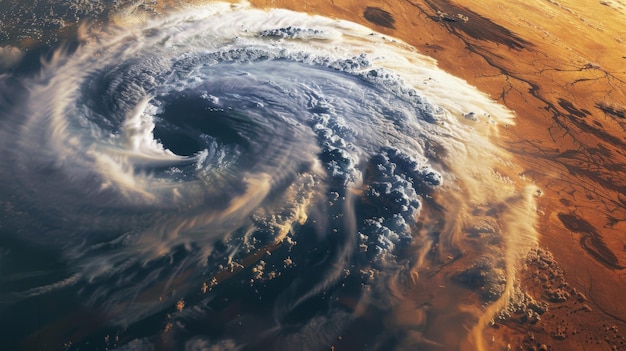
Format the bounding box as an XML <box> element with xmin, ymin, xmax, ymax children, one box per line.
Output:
<box><xmin>239</xmin><ymin>0</ymin><xmax>626</xmax><ymax>350</ymax></box>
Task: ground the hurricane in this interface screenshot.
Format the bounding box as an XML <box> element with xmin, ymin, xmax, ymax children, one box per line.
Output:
<box><xmin>0</xmin><ymin>2</ymin><xmax>539</xmax><ymax>350</ymax></box>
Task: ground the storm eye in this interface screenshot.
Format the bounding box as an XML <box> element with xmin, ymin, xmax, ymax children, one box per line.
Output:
<box><xmin>153</xmin><ymin>94</ymin><xmax>248</xmax><ymax>156</ymax></box>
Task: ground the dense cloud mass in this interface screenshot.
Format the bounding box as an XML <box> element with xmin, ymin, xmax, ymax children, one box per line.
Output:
<box><xmin>0</xmin><ymin>3</ymin><xmax>537</xmax><ymax>350</ymax></box>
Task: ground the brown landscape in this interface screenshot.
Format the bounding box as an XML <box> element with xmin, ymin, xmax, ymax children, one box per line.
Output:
<box><xmin>239</xmin><ymin>0</ymin><xmax>626</xmax><ymax>349</ymax></box>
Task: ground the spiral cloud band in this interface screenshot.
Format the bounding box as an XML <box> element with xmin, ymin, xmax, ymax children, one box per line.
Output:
<box><xmin>0</xmin><ymin>2</ymin><xmax>538</xmax><ymax>350</ymax></box>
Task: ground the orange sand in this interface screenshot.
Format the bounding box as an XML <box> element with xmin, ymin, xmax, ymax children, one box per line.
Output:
<box><xmin>242</xmin><ymin>0</ymin><xmax>626</xmax><ymax>349</ymax></box>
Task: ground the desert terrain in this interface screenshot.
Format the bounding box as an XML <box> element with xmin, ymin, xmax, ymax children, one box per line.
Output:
<box><xmin>242</xmin><ymin>0</ymin><xmax>626</xmax><ymax>349</ymax></box>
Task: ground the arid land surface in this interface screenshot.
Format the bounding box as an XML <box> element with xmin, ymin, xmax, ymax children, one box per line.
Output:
<box><xmin>242</xmin><ymin>0</ymin><xmax>626</xmax><ymax>350</ymax></box>
<box><xmin>2</xmin><ymin>0</ymin><xmax>626</xmax><ymax>349</ymax></box>
<box><xmin>241</xmin><ymin>0</ymin><xmax>626</xmax><ymax>349</ymax></box>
